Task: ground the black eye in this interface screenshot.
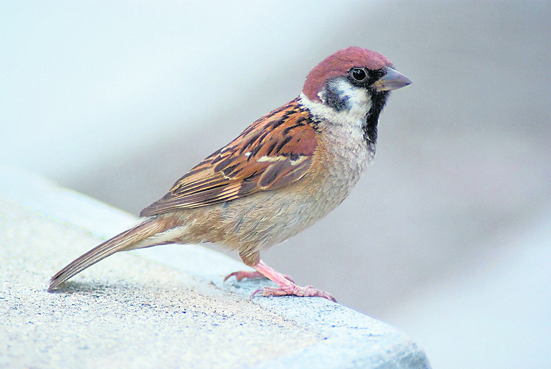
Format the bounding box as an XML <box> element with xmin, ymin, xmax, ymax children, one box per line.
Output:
<box><xmin>349</xmin><ymin>68</ymin><xmax>368</xmax><ymax>82</ymax></box>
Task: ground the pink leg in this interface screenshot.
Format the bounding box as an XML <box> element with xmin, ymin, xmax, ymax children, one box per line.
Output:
<box><xmin>224</xmin><ymin>271</ymin><xmax>266</xmax><ymax>282</ymax></box>
<box><xmin>226</xmin><ymin>260</ymin><xmax>336</xmax><ymax>302</ymax></box>
<box><xmin>224</xmin><ymin>269</ymin><xmax>295</xmax><ymax>283</ymax></box>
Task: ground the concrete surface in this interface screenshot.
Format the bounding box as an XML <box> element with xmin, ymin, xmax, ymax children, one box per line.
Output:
<box><xmin>0</xmin><ymin>166</ymin><xmax>430</xmax><ymax>369</ymax></box>
<box><xmin>2</xmin><ymin>2</ymin><xmax>550</xmax><ymax>368</ymax></box>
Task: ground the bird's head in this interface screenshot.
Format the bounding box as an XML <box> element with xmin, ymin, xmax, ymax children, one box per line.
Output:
<box><xmin>302</xmin><ymin>46</ymin><xmax>411</xmax><ymax>143</ymax></box>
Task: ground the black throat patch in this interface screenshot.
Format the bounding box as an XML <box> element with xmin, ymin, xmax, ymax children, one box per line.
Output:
<box><xmin>363</xmin><ymin>90</ymin><xmax>389</xmax><ymax>147</ymax></box>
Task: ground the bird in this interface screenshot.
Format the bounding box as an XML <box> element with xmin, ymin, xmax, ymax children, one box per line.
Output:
<box><xmin>48</xmin><ymin>46</ymin><xmax>411</xmax><ymax>302</ymax></box>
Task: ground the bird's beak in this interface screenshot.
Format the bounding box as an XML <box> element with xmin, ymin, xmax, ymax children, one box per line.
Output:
<box><xmin>371</xmin><ymin>67</ymin><xmax>412</xmax><ymax>92</ymax></box>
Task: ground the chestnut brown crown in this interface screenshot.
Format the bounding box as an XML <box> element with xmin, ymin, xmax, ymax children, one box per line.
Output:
<box><xmin>302</xmin><ymin>47</ymin><xmax>393</xmax><ymax>102</ymax></box>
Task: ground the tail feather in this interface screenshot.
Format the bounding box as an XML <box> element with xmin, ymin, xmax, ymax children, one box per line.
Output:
<box><xmin>48</xmin><ymin>217</ymin><xmax>175</xmax><ymax>291</ymax></box>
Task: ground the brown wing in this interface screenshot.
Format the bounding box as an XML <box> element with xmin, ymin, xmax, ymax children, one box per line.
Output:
<box><xmin>140</xmin><ymin>98</ymin><xmax>318</xmax><ymax>217</ymax></box>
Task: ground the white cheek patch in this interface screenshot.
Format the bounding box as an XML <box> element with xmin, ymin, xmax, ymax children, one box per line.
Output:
<box><xmin>324</xmin><ymin>79</ymin><xmax>369</xmax><ymax>112</ymax></box>
<box><xmin>300</xmin><ymin>89</ymin><xmax>371</xmax><ymax>131</ymax></box>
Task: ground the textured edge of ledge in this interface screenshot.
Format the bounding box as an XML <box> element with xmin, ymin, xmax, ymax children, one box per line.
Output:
<box><xmin>0</xmin><ymin>166</ymin><xmax>431</xmax><ymax>369</ymax></box>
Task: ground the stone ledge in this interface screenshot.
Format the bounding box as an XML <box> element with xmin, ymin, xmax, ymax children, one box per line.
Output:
<box><xmin>0</xmin><ymin>166</ymin><xmax>430</xmax><ymax>369</ymax></box>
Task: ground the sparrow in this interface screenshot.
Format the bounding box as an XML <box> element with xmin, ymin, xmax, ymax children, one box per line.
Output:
<box><xmin>48</xmin><ymin>47</ymin><xmax>411</xmax><ymax>302</ymax></box>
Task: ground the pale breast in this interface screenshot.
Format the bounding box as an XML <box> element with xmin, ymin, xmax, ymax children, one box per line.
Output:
<box><xmin>177</xmin><ymin>96</ymin><xmax>374</xmax><ymax>254</ymax></box>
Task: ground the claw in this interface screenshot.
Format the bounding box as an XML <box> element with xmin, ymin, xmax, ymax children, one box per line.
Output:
<box><xmin>251</xmin><ymin>285</ymin><xmax>337</xmax><ymax>302</ymax></box>
<box><xmin>226</xmin><ymin>259</ymin><xmax>336</xmax><ymax>302</ymax></box>
<box><xmin>224</xmin><ymin>270</ymin><xmax>295</xmax><ymax>283</ymax></box>
<box><xmin>224</xmin><ymin>271</ymin><xmax>266</xmax><ymax>282</ymax></box>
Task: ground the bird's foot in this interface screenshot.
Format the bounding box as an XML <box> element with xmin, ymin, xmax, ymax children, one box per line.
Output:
<box><xmin>226</xmin><ymin>258</ymin><xmax>336</xmax><ymax>302</ymax></box>
<box><xmin>251</xmin><ymin>284</ymin><xmax>336</xmax><ymax>302</ymax></box>
<box><xmin>224</xmin><ymin>271</ymin><xmax>265</xmax><ymax>282</ymax></box>
<box><xmin>224</xmin><ymin>270</ymin><xmax>294</xmax><ymax>283</ymax></box>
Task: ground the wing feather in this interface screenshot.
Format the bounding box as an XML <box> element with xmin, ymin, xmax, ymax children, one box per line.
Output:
<box><xmin>140</xmin><ymin>98</ymin><xmax>318</xmax><ymax>217</ymax></box>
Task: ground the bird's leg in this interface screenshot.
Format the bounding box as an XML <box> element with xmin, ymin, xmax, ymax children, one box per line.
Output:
<box><xmin>249</xmin><ymin>260</ymin><xmax>336</xmax><ymax>302</ymax></box>
<box><xmin>224</xmin><ymin>270</ymin><xmax>268</xmax><ymax>282</ymax></box>
<box><xmin>224</xmin><ymin>250</ymin><xmax>267</xmax><ymax>282</ymax></box>
<box><xmin>224</xmin><ymin>266</ymin><xmax>294</xmax><ymax>283</ymax></box>
<box><xmin>225</xmin><ymin>251</ymin><xmax>336</xmax><ymax>302</ymax></box>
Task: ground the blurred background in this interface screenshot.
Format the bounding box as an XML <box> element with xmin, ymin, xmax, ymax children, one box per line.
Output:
<box><xmin>1</xmin><ymin>1</ymin><xmax>550</xmax><ymax>367</ymax></box>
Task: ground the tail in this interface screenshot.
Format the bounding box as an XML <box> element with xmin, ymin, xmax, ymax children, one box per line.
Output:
<box><xmin>48</xmin><ymin>216</ymin><xmax>177</xmax><ymax>291</ymax></box>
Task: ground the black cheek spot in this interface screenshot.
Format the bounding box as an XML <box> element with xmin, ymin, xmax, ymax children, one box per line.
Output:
<box><xmin>325</xmin><ymin>84</ymin><xmax>348</xmax><ymax>112</ymax></box>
